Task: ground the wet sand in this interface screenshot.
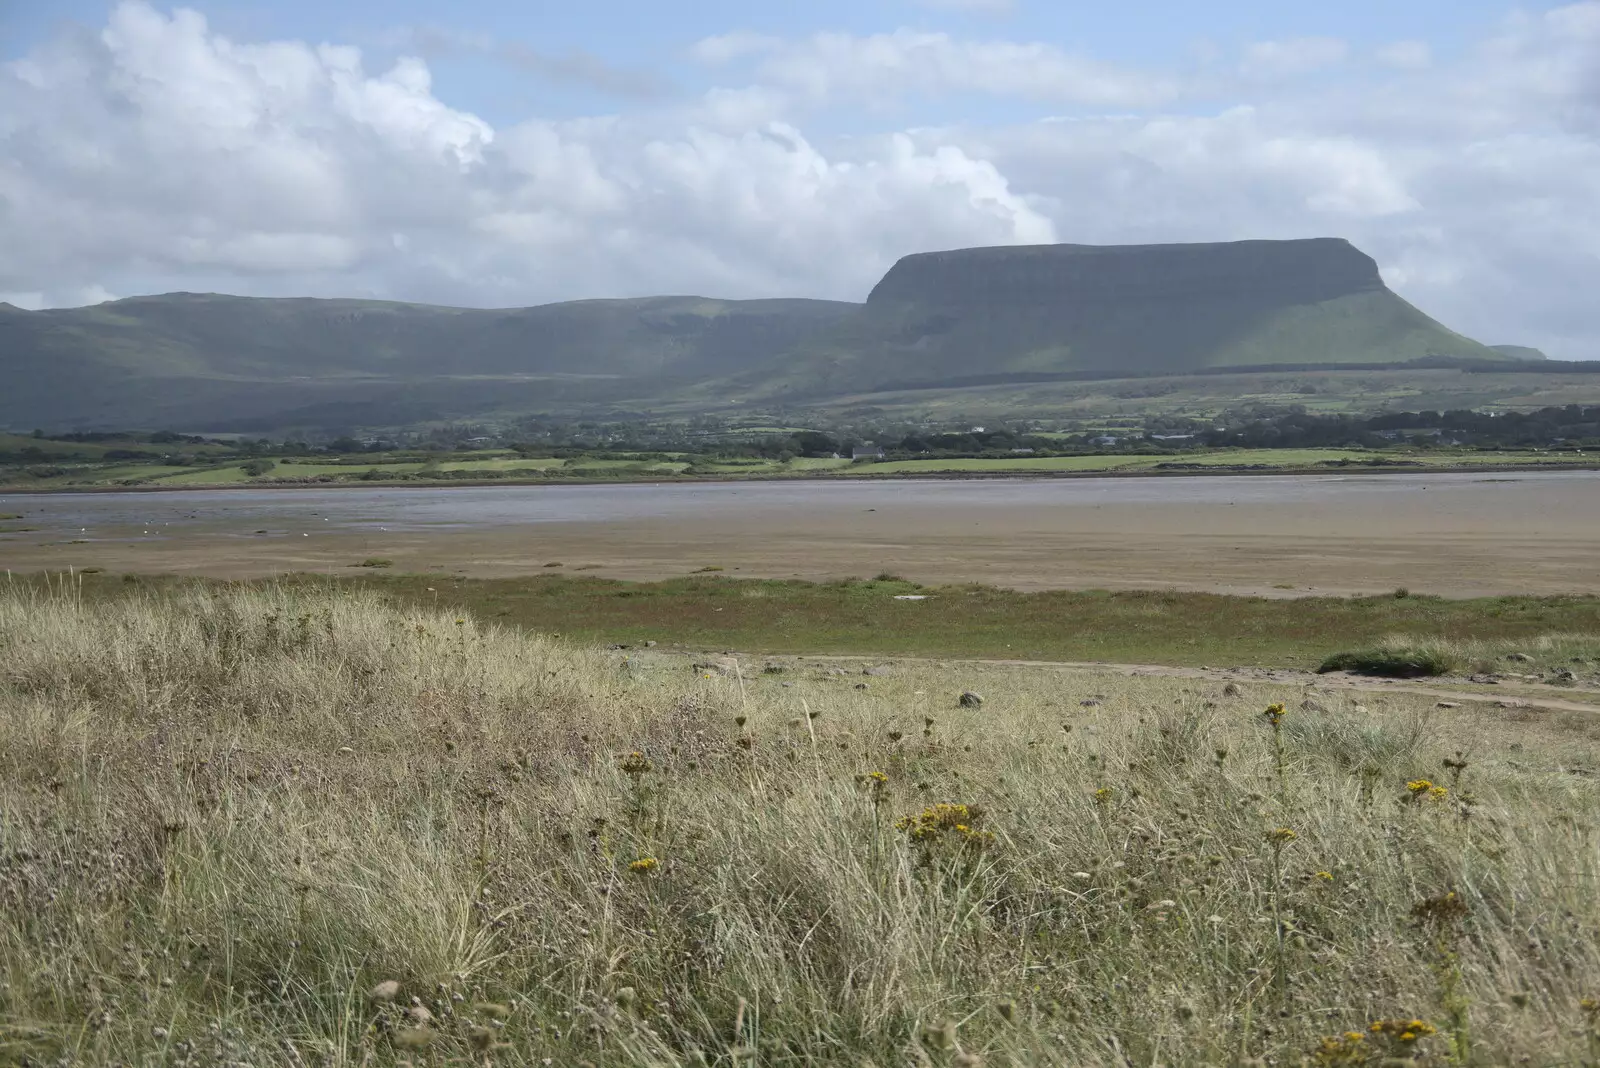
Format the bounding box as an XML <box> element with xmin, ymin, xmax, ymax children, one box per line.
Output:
<box><xmin>2</xmin><ymin>473</ymin><xmax>1596</xmax><ymax>597</ymax></box>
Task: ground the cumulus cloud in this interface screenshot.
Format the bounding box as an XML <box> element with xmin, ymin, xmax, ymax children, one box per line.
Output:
<box><xmin>3</xmin><ymin>1</ymin><xmax>1600</xmax><ymax>358</ymax></box>
<box><xmin>0</xmin><ymin>2</ymin><xmax>1053</xmax><ymax>308</ymax></box>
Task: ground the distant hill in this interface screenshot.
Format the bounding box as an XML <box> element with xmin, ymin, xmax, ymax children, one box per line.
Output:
<box><xmin>739</xmin><ymin>238</ymin><xmax>1503</xmax><ymax>398</ymax></box>
<box><xmin>0</xmin><ymin>238</ymin><xmax>1522</xmax><ymax>431</ymax></box>
<box><xmin>0</xmin><ymin>294</ymin><xmax>856</xmax><ymax>429</ymax></box>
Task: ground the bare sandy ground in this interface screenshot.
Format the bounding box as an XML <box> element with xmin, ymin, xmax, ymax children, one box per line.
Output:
<box><xmin>3</xmin><ymin>474</ymin><xmax>1597</xmax><ymax>596</ymax></box>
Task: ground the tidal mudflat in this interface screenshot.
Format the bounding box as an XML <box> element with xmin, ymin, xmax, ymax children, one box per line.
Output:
<box><xmin>3</xmin><ymin>471</ymin><xmax>1597</xmax><ymax>596</ymax></box>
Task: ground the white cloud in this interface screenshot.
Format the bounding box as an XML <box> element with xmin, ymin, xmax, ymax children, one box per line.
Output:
<box><xmin>1238</xmin><ymin>37</ymin><xmax>1349</xmax><ymax>79</ymax></box>
<box><xmin>3</xmin><ymin>1</ymin><xmax>1600</xmax><ymax>359</ymax></box>
<box><xmin>0</xmin><ymin>3</ymin><xmax>1052</xmax><ymax>309</ymax></box>
<box><xmin>691</xmin><ymin>28</ymin><xmax>1183</xmax><ymax>109</ymax></box>
<box><xmin>1374</xmin><ymin>40</ymin><xmax>1432</xmax><ymax>70</ymax></box>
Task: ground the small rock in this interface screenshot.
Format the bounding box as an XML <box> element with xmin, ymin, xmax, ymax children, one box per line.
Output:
<box><xmin>368</xmin><ymin>980</ymin><xmax>401</xmax><ymax>1002</ymax></box>
<box><xmin>644</xmin><ymin>640</ymin><xmax>657</xmax><ymax>648</ymax></box>
<box><xmin>959</xmin><ymin>691</ymin><xmax>984</xmax><ymax>708</ymax></box>
<box><xmin>854</xmin><ymin>682</ymin><xmax>869</xmax><ymax>691</ymax></box>
<box><xmin>1222</xmin><ymin>682</ymin><xmax>1242</xmax><ymax>697</ymax></box>
<box><xmin>1506</xmin><ymin>652</ymin><xmax>1535</xmax><ymax>662</ymax></box>
<box><xmin>1080</xmin><ymin>699</ymin><xmax>1100</xmax><ymax>707</ymax></box>
<box><xmin>863</xmin><ymin>666</ymin><xmax>892</xmax><ymax>677</ymax></box>
<box><xmin>1436</xmin><ymin>701</ymin><xmax>1461</xmax><ymax>709</ymax></box>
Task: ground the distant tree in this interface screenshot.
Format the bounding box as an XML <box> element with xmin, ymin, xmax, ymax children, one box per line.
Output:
<box><xmin>792</xmin><ymin>431</ymin><xmax>839</xmax><ymax>457</ymax></box>
<box><xmin>241</xmin><ymin>459</ymin><xmax>276</xmax><ymax>477</ymax></box>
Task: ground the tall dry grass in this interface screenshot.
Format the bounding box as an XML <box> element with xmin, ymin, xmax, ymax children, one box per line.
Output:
<box><xmin>2</xmin><ymin>582</ymin><xmax>1599</xmax><ymax>1066</ymax></box>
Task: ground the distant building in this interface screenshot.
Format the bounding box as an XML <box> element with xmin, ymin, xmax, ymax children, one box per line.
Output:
<box><xmin>1011</xmin><ymin>447</ymin><xmax>1035</xmax><ymax>454</ymax></box>
<box><xmin>1091</xmin><ymin>436</ymin><xmax>1120</xmax><ymax>447</ymax></box>
<box><xmin>1149</xmin><ymin>433</ymin><xmax>1194</xmax><ymax>441</ymax></box>
<box><xmin>852</xmin><ymin>444</ymin><xmax>886</xmax><ymax>460</ymax></box>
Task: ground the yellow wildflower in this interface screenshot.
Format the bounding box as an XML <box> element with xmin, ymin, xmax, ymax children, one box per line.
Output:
<box><xmin>628</xmin><ymin>857</ymin><xmax>659</xmax><ymax>873</ymax></box>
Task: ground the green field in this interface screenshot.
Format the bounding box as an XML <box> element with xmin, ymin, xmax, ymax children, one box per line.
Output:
<box><xmin>34</xmin><ymin>571</ymin><xmax>1600</xmax><ymax>674</ymax></box>
<box><xmin>3</xmin><ymin>443</ymin><xmax>1595</xmax><ymax>492</ymax></box>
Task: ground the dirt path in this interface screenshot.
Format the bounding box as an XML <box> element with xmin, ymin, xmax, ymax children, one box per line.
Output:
<box><xmin>726</xmin><ymin>652</ymin><xmax>1600</xmax><ymax>715</ymax></box>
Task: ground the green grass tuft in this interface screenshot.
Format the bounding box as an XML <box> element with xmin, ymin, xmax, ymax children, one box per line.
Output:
<box><xmin>1317</xmin><ymin>645</ymin><xmax>1461</xmax><ymax>677</ymax></box>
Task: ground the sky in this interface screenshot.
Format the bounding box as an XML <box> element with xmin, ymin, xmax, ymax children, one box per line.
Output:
<box><xmin>1</xmin><ymin>0</ymin><xmax>1598</xmax><ymax>357</ymax></box>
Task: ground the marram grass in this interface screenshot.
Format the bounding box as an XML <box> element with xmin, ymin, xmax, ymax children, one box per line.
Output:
<box><xmin>1</xmin><ymin>584</ymin><xmax>1598</xmax><ymax>1066</ymax></box>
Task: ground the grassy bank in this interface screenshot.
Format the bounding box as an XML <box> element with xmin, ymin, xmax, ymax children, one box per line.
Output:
<box><xmin>2</xmin><ymin>583</ymin><xmax>1599</xmax><ymax>1065</ymax></box>
<box><xmin>29</xmin><ymin>571</ymin><xmax>1600</xmax><ymax>674</ymax></box>
<box><xmin>5</xmin><ymin>445</ymin><xmax>1597</xmax><ymax>491</ymax></box>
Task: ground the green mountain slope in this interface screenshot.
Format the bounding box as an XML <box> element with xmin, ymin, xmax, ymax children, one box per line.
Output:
<box><xmin>0</xmin><ymin>294</ymin><xmax>857</xmax><ymax>429</ymax></box>
<box><xmin>0</xmin><ymin>238</ymin><xmax>1522</xmax><ymax>431</ymax></box>
<box><xmin>743</xmin><ymin>238</ymin><xmax>1502</xmax><ymax>398</ymax></box>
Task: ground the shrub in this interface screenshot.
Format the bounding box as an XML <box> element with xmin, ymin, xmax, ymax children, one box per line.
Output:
<box><xmin>1317</xmin><ymin>645</ymin><xmax>1461</xmax><ymax>677</ymax></box>
<box><xmin>241</xmin><ymin>458</ymin><xmax>277</xmax><ymax>477</ymax></box>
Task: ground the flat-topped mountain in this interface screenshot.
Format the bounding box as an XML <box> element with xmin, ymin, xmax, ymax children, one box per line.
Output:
<box><xmin>0</xmin><ymin>238</ymin><xmax>1534</xmax><ymax>430</ymax></box>
<box><xmin>745</xmin><ymin>238</ymin><xmax>1505</xmax><ymax>397</ymax></box>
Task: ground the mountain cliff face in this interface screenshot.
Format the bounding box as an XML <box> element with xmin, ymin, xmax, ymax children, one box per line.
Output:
<box><xmin>868</xmin><ymin>238</ymin><xmax>1386</xmax><ymax>308</ymax></box>
<box><xmin>0</xmin><ymin>238</ymin><xmax>1513</xmax><ymax>430</ymax></box>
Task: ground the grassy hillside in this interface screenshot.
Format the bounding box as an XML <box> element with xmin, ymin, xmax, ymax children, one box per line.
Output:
<box><xmin>0</xmin><ymin>294</ymin><xmax>856</xmax><ymax>429</ymax></box>
<box><xmin>0</xmin><ymin>239</ymin><xmax>1529</xmax><ymax>432</ymax></box>
<box><xmin>3</xmin><ymin>582</ymin><xmax>1598</xmax><ymax>1065</ymax></box>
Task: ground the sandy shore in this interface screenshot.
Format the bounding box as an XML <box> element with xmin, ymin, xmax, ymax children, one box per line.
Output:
<box><xmin>3</xmin><ymin>474</ymin><xmax>1596</xmax><ymax>597</ymax></box>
